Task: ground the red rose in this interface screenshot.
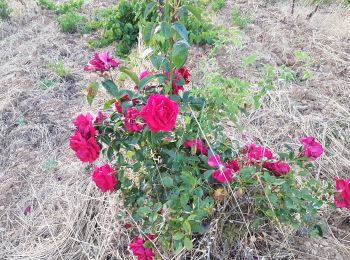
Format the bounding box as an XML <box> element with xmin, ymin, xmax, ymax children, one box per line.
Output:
<box><xmin>92</xmin><ymin>164</ymin><xmax>117</xmax><ymax>193</ymax></box>
<box><xmin>245</xmin><ymin>143</ymin><xmax>274</xmax><ymax>161</ymax></box>
<box><xmin>334</xmin><ymin>178</ymin><xmax>350</xmax><ymax>209</ymax></box>
<box><xmin>124</xmin><ymin>107</ymin><xmax>145</xmax><ymax>132</ymax></box>
<box><xmin>73</xmin><ymin>112</ymin><xmax>95</xmax><ymax>139</ymax></box>
<box><xmin>129</xmin><ymin>236</ymin><xmax>155</xmax><ymax>260</ymax></box>
<box><xmin>212</xmin><ymin>168</ymin><xmax>234</xmax><ymax>183</ymax></box>
<box><xmin>263</xmin><ymin>161</ymin><xmax>291</xmax><ymax>176</ymax></box>
<box><xmin>70</xmin><ymin>131</ymin><xmax>100</xmax><ymax>163</ymax></box>
<box><xmin>94</xmin><ymin>111</ymin><xmax>107</xmax><ymax>125</ymax></box>
<box><xmin>163</xmin><ymin>67</ymin><xmax>191</xmax><ymax>95</ymax></box>
<box><xmin>178</xmin><ymin>66</ymin><xmax>191</xmax><ymax>84</ymax></box>
<box><xmin>114</xmin><ymin>101</ymin><xmax>123</xmax><ymax>113</ymax></box>
<box><xmin>299</xmin><ymin>136</ymin><xmax>324</xmax><ymax>161</ymax></box>
<box><xmin>140</xmin><ymin>94</ymin><xmax>178</xmax><ymax>132</ymax></box>
<box><xmin>208</xmin><ymin>154</ymin><xmax>238</xmax><ymax>183</ymax></box>
<box><xmin>183</xmin><ymin>138</ymin><xmax>208</xmax><ymax>155</ymax></box>
<box><xmin>84</xmin><ymin>52</ymin><xmax>119</xmax><ymax>72</ymax></box>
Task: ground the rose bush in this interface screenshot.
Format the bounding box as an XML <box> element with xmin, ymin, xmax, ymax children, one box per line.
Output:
<box><xmin>68</xmin><ymin>1</ymin><xmax>341</xmax><ymax>258</ymax></box>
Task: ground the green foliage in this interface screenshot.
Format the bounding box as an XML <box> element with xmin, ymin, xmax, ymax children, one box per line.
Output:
<box><xmin>57</xmin><ymin>12</ymin><xmax>85</xmax><ymax>33</ymax></box>
<box><xmin>211</xmin><ymin>0</ymin><xmax>225</xmax><ymax>11</ymax></box>
<box><xmin>0</xmin><ymin>0</ymin><xmax>11</xmax><ymax>20</ymax></box>
<box><xmin>47</xmin><ymin>61</ymin><xmax>72</xmax><ymax>79</ymax></box>
<box><xmin>38</xmin><ymin>0</ymin><xmax>84</xmax><ymax>14</ymax></box>
<box><xmin>87</xmin><ymin>0</ymin><xmax>153</xmax><ymax>57</ymax></box>
<box><xmin>231</xmin><ymin>7</ymin><xmax>251</xmax><ymax>29</ymax></box>
<box><xmin>80</xmin><ymin>0</ymin><xmax>333</xmax><ymax>257</ymax></box>
<box><xmin>38</xmin><ymin>79</ymin><xmax>57</xmax><ymax>90</ymax></box>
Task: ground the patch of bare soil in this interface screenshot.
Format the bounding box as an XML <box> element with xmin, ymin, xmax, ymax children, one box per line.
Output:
<box><xmin>1</xmin><ymin>0</ymin><xmax>349</xmax><ymax>259</ymax></box>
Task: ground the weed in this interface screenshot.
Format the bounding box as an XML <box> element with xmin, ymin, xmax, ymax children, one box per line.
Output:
<box><xmin>57</xmin><ymin>12</ymin><xmax>85</xmax><ymax>33</ymax></box>
<box><xmin>38</xmin><ymin>0</ymin><xmax>84</xmax><ymax>14</ymax></box>
<box><xmin>0</xmin><ymin>0</ymin><xmax>11</xmax><ymax>20</ymax></box>
<box><xmin>242</xmin><ymin>53</ymin><xmax>257</xmax><ymax>67</ymax></box>
<box><xmin>38</xmin><ymin>79</ymin><xmax>57</xmax><ymax>90</ymax></box>
<box><xmin>231</xmin><ymin>7</ymin><xmax>251</xmax><ymax>29</ymax></box>
<box><xmin>47</xmin><ymin>61</ymin><xmax>72</xmax><ymax>79</ymax></box>
<box><xmin>211</xmin><ymin>0</ymin><xmax>225</xmax><ymax>11</ymax></box>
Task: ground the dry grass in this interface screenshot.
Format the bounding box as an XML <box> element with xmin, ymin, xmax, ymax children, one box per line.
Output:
<box><xmin>1</xmin><ymin>0</ymin><xmax>350</xmax><ymax>259</ymax></box>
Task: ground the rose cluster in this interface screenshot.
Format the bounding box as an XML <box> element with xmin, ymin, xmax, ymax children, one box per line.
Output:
<box><xmin>69</xmin><ymin>51</ymin><xmax>347</xmax><ymax>259</ymax></box>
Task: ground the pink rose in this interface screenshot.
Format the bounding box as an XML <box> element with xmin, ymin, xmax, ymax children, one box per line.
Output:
<box><xmin>84</xmin><ymin>52</ymin><xmax>119</xmax><ymax>72</ymax></box>
<box><xmin>94</xmin><ymin>111</ymin><xmax>107</xmax><ymax>125</ymax></box>
<box><xmin>124</xmin><ymin>107</ymin><xmax>145</xmax><ymax>132</ymax></box>
<box><xmin>73</xmin><ymin>112</ymin><xmax>95</xmax><ymax>139</ymax></box>
<box><xmin>212</xmin><ymin>168</ymin><xmax>234</xmax><ymax>183</ymax></box>
<box><xmin>299</xmin><ymin>136</ymin><xmax>324</xmax><ymax>161</ymax></box>
<box><xmin>244</xmin><ymin>143</ymin><xmax>274</xmax><ymax>161</ymax></box>
<box><xmin>129</xmin><ymin>236</ymin><xmax>155</xmax><ymax>260</ymax></box>
<box><xmin>92</xmin><ymin>164</ymin><xmax>117</xmax><ymax>193</ymax></box>
<box><xmin>208</xmin><ymin>154</ymin><xmax>239</xmax><ymax>183</ymax></box>
<box><xmin>334</xmin><ymin>178</ymin><xmax>350</xmax><ymax>209</ymax></box>
<box><xmin>70</xmin><ymin>131</ymin><xmax>100</xmax><ymax>163</ymax></box>
<box><xmin>183</xmin><ymin>138</ymin><xmax>208</xmax><ymax>155</ymax></box>
<box><xmin>140</xmin><ymin>94</ymin><xmax>179</xmax><ymax>132</ymax></box>
<box><xmin>263</xmin><ymin>161</ymin><xmax>291</xmax><ymax>176</ymax></box>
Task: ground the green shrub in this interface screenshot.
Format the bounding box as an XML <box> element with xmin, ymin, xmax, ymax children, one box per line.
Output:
<box><xmin>38</xmin><ymin>0</ymin><xmax>84</xmax><ymax>14</ymax></box>
<box><xmin>211</xmin><ymin>0</ymin><xmax>225</xmax><ymax>11</ymax></box>
<box><xmin>0</xmin><ymin>0</ymin><xmax>11</xmax><ymax>20</ymax></box>
<box><xmin>87</xmin><ymin>0</ymin><xmax>153</xmax><ymax>57</ymax></box>
<box><xmin>57</xmin><ymin>12</ymin><xmax>85</xmax><ymax>33</ymax></box>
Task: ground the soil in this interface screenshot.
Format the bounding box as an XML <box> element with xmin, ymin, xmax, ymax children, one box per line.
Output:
<box><xmin>0</xmin><ymin>0</ymin><xmax>349</xmax><ymax>259</ymax></box>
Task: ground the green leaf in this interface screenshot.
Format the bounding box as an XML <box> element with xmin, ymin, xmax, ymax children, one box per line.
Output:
<box><xmin>182</xmin><ymin>220</ymin><xmax>191</xmax><ymax>234</ymax></box>
<box><xmin>119</xmin><ymin>67</ymin><xmax>139</xmax><ymax>85</ymax></box>
<box><xmin>144</xmin><ymin>22</ymin><xmax>155</xmax><ymax>45</ymax></box>
<box><xmin>138</xmin><ymin>74</ymin><xmax>155</xmax><ymax>90</ymax></box>
<box><xmin>173</xmin><ymin>232</ymin><xmax>184</xmax><ymax>240</ymax></box>
<box><xmin>102</xmin><ymin>80</ymin><xmax>118</xmax><ymax>97</ymax></box>
<box><xmin>103</xmin><ymin>99</ymin><xmax>116</xmax><ymax>109</ymax></box>
<box><xmin>144</xmin><ymin>2</ymin><xmax>156</xmax><ymax>18</ymax></box>
<box><xmin>160</xmin><ymin>22</ymin><xmax>171</xmax><ymax>39</ymax></box>
<box><xmin>172</xmin><ymin>23</ymin><xmax>188</xmax><ymax>42</ymax></box>
<box><xmin>86</xmin><ymin>81</ymin><xmax>98</xmax><ymax>106</ymax></box>
<box><xmin>143</xmin><ymin>240</ymin><xmax>153</xmax><ymax>248</ymax></box>
<box><xmin>183</xmin><ymin>237</ymin><xmax>193</xmax><ymax>250</ymax></box>
<box><xmin>162</xmin><ymin>176</ymin><xmax>174</xmax><ymax>188</ymax></box>
<box><xmin>172</xmin><ymin>40</ymin><xmax>189</xmax><ymax>69</ymax></box>
<box><xmin>150</xmin><ymin>55</ymin><xmax>163</xmax><ymax>69</ymax></box>
<box><xmin>186</xmin><ymin>4</ymin><xmax>202</xmax><ymax>21</ymax></box>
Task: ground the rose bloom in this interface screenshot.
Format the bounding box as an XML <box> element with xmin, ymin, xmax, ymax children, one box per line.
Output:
<box><xmin>92</xmin><ymin>164</ymin><xmax>117</xmax><ymax>193</ymax></box>
<box><xmin>178</xmin><ymin>66</ymin><xmax>191</xmax><ymax>84</ymax></box>
<box><xmin>263</xmin><ymin>161</ymin><xmax>291</xmax><ymax>177</ymax></box>
<box><xmin>94</xmin><ymin>111</ymin><xmax>107</xmax><ymax>125</ymax></box>
<box><xmin>299</xmin><ymin>136</ymin><xmax>324</xmax><ymax>161</ymax></box>
<box><xmin>208</xmin><ymin>154</ymin><xmax>239</xmax><ymax>183</ymax></box>
<box><xmin>84</xmin><ymin>52</ymin><xmax>119</xmax><ymax>72</ymax></box>
<box><xmin>124</xmin><ymin>107</ymin><xmax>145</xmax><ymax>132</ymax></box>
<box><xmin>244</xmin><ymin>143</ymin><xmax>274</xmax><ymax>161</ymax></box>
<box><xmin>129</xmin><ymin>236</ymin><xmax>155</xmax><ymax>260</ymax></box>
<box><xmin>73</xmin><ymin>112</ymin><xmax>95</xmax><ymax>139</ymax></box>
<box><xmin>70</xmin><ymin>131</ymin><xmax>100</xmax><ymax>163</ymax></box>
<box><xmin>334</xmin><ymin>178</ymin><xmax>350</xmax><ymax>209</ymax></box>
<box><xmin>163</xmin><ymin>66</ymin><xmax>191</xmax><ymax>95</ymax></box>
<box><xmin>183</xmin><ymin>138</ymin><xmax>208</xmax><ymax>155</ymax></box>
<box><xmin>140</xmin><ymin>94</ymin><xmax>179</xmax><ymax>132</ymax></box>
